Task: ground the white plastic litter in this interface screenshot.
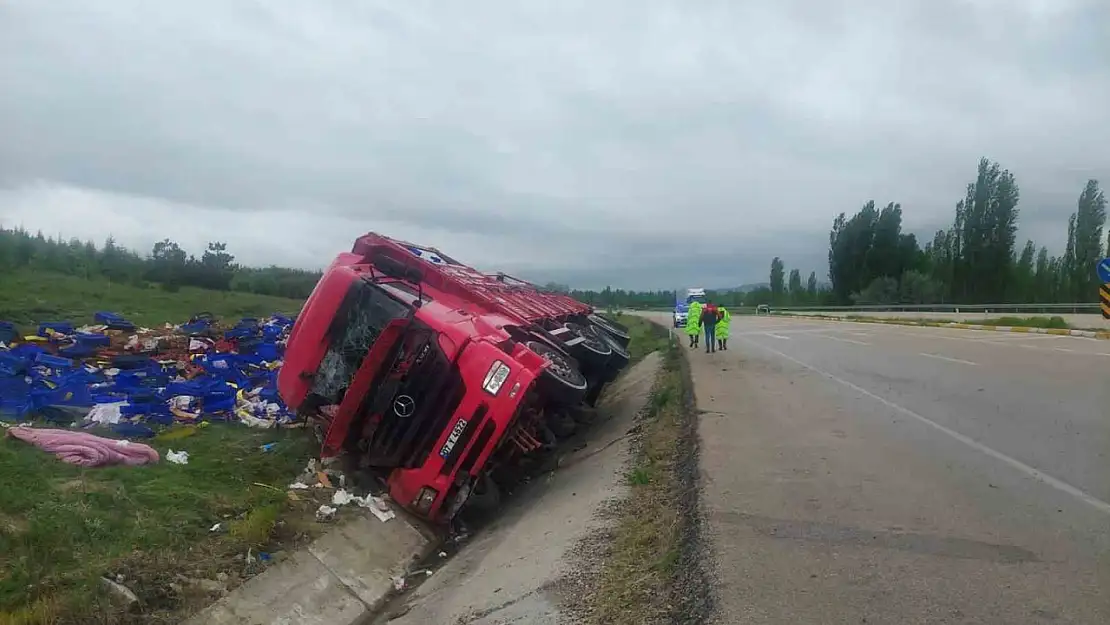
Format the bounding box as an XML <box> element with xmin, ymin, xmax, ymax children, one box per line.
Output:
<box><xmin>114</xmin><ymin>439</ymin><xmax>131</xmax><ymax>448</ymax></box>
<box><xmin>239</xmin><ymin>413</ymin><xmax>276</xmax><ymax>429</ymax></box>
<box><xmin>209</xmin><ymin>523</ymin><xmax>222</xmax><ymax>532</ymax></box>
<box><xmin>315</xmin><ymin>505</ymin><xmax>337</xmax><ymax>521</ymax></box>
<box><xmin>329</xmin><ymin>489</ymin><xmax>395</xmax><ymax>523</ymax></box>
<box><xmin>166</xmin><ymin>450</ymin><xmax>189</xmax><ymax>465</ymax></box>
<box><xmin>87</xmin><ymin>401</ymin><xmax>127</xmax><ymax>426</ymax></box>
<box><xmin>287</xmin><ymin>482</ymin><xmax>310</xmax><ymax>490</ymax></box>
<box><xmin>392</xmin><ymin>575</ymin><xmax>406</xmax><ymax>591</ymax></box>
<box><xmin>170</xmin><ymin>396</ymin><xmax>195</xmax><ymax>410</ymax></box>
<box><xmin>362</xmin><ymin>495</ymin><xmax>396</xmax><ymax>523</ymax></box>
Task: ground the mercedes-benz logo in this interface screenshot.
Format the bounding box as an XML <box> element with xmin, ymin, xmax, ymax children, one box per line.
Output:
<box><xmin>393</xmin><ymin>394</ymin><xmax>416</xmax><ymax>418</ymax></box>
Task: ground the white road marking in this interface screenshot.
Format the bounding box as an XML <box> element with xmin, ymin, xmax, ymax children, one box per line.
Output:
<box><xmin>1054</xmin><ymin>347</ymin><xmax>1075</xmax><ymax>353</ymax></box>
<box><xmin>765</xmin><ymin>333</ymin><xmax>791</xmax><ymax>340</ymax></box>
<box><xmin>813</xmin><ymin>333</ymin><xmax>870</xmax><ymax>345</ymax></box>
<box><xmin>744</xmin><ymin>339</ymin><xmax>1110</xmax><ymax>517</ymax></box>
<box><xmin>918</xmin><ymin>353</ymin><xmax>977</xmax><ymax>366</ymax></box>
<box><xmin>974</xmin><ymin>334</ymin><xmax>1058</xmax><ymax>343</ymax></box>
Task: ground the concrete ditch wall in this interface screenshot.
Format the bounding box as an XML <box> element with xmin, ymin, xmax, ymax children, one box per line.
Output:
<box><xmin>374</xmin><ymin>352</ymin><xmax>663</xmax><ymax>625</ymax></box>
<box><xmin>184</xmin><ymin>504</ymin><xmax>436</xmax><ymax>625</ymax></box>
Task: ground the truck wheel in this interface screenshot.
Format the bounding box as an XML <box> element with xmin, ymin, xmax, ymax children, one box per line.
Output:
<box><xmin>599</xmin><ymin>331</ymin><xmax>630</xmax><ymax>372</ymax></box>
<box><xmin>563</xmin><ymin>322</ymin><xmax>613</xmax><ymax>363</ymax></box>
<box><xmin>547</xmin><ymin>408</ymin><xmax>577</xmax><ymax>439</ymax></box>
<box><xmin>464</xmin><ymin>473</ymin><xmax>501</xmax><ymax>517</ymax></box>
<box><xmin>588</xmin><ymin>314</ymin><xmax>631</xmax><ymax>347</ymax></box>
<box><xmin>527</xmin><ymin>340</ymin><xmax>588</xmax><ymax>404</ymax></box>
<box><xmin>593</xmin><ymin>313</ymin><xmax>630</xmax><ymax>333</ymax></box>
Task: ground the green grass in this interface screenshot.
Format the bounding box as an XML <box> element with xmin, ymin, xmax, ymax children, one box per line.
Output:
<box><xmin>588</xmin><ymin>317</ymin><xmax>684</xmax><ymax>625</ymax></box>
<box><xmin>0</xmin><ymin>269</ymin><xmax>304</xmax><ymax>331</ymax></box>
<box><xmin>976</xmin><ymin>315</ymin><xmax>1070</xmax><ymax>329</ymax></box>
<box><xmin>0</xmin><ymin>425</ymin><xmax>320</xmax><ymax>624</ymax></box>
<box><xmin>615</xmin><ymin>313</ymin><xmax>671</xmax><ymax>366</ymax></box>
<box><xmin>831</xmin><ymin>313</ymin><xmax>1073</xmax><ymax>330</ymax></box>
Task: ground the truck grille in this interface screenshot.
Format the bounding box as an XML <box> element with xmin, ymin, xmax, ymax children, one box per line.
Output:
<box><xmin>364</xmin><ymin>330</ymin><xmax>466</xmax><ymax>468</ymax></box>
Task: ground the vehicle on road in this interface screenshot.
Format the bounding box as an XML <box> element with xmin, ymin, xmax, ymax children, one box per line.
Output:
<box><xmin>674</xmin><ymin>288</ymin><xmax>707</xmax><ymax>327</ymax></box>
<box><xmin>278</xmin><ymin>233</ymin><xmax>632</xmax><ymax>524</ymax></box>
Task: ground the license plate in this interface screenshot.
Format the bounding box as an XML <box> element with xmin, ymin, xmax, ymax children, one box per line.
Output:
<box><xmin>439</xmin><ymin>418</ymin><xmax>468</xmax><ymax>458</ymax></box>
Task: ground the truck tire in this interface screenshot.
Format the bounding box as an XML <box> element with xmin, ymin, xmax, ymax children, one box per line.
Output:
<box><xmin>562</xmin><ymin>322</ymin><xmax>613</xmax><ymax>364</ymax></box>
<box><xmin>599</xmin><ymin>330</ymin><xmax>630</xmax><ymax>372</ymax></box>
<box><xmin>595</xmin><ymin>313</ymin><xmax>630</xmax><ymax>333</ymax></box>
<box><xmin>526</xmin><ymin>340</ymin><xmax>588</xmax><ymax>404</ymax></box>
<box><xmin>464</xmin><ymin>473</ymin><xmax>501</xmax><ymax>517</ymax></box>
<box><xmin>587</xmin><ymin>314</ymin><xmax>631</xmax><ymax>347</ymax></box>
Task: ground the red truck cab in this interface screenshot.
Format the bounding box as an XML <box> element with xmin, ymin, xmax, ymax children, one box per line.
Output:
<box><xmin>279</xmin><ymin>234</ymin><xmax>630</xmax><ymax>522</ymax></box>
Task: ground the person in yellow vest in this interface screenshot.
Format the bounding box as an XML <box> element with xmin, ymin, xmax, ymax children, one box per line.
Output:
<box><xmin>715</xmin><ymin>306</ymin><xmax>731</xmax><ymax>351</ymax></box>
<box><xmin>684</xmin><ymin>300</ymin><xmax>702</xmax><ymax>348</ymax></box>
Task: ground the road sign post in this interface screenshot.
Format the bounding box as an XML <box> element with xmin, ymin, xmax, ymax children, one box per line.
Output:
<box><xmin>1095</xmin><ymin>259</ymin><xmax>1110</xmax><ymax>320</ymax></box>
<box><xmin>1097</xmin><ymin>258</ymin><xmax>1110</xmax><ymax>284</ymax></box>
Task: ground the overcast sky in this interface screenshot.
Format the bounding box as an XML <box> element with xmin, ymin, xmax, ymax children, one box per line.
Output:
<box><xmin>1</xmin><ymin>1</ymin><xmax>1107</xmax><ymax>290</ymax></box>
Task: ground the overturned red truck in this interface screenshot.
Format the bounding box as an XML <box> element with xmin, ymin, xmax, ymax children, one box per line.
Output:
<box><xmin>277</xmin><ymin>233</ymin><xmax>632</xmax><ymax>523</ymax></box>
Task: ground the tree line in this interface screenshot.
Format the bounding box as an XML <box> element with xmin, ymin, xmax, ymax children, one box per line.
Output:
<box><xmin>766</xmin><ymin>158</ymin><xmax>1107</xmax><ymax>307</ymax></box>
<box><xmin>8</xmin><ymin>158</ymin><xmax>1103</xmax><ymax>311</ymax></box>
<box><xmin>0</xmin><ymin>226</ymin><xmax>323</xmax><ymax>299</ymax></box>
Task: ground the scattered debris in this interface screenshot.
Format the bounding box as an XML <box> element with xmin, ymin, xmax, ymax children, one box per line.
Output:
<box><xmin>0</xmin><ymin>311</ymin><xmax>300</xmax><ymax>430</ymax></box>
<box><xmin>166</xmin><ymin>450</ymin><xmax>189</xmax><ymax>465</ymax></box>
<box><xmin>331</xmin><ymin>489</ymin><xmax>355</xmax><ymax>506</ymax></box>
<box><xmin>315</xmin><ymin>505</ymin><xmax>338</xmax><ymax>521</ymax></box>
<box><xmin>209</xmin><ymin>523</ymin><xmax>222</xmax><ymax>533</ymax></box>
<box><xmin>329</xmin><ymin>488</ymin><xmax>396</xmax><ymax>523</ymax></box>
<box><xmin>259</xmin><ymin>442</ymin><xmax>277</xmax><ymax>452</ymax></box>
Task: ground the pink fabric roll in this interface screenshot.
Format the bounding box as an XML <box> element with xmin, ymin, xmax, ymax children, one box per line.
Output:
<box><xmin>5</xmin><ymin>426</ymin><xmax>160</xmax><ymax>467</ymax></box>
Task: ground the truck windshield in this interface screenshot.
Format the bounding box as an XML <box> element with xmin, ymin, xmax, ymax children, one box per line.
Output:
<box><xmin>311</xmin><ymin>278</ymin><xmax>412</xmax><ymax>403</ymax></box>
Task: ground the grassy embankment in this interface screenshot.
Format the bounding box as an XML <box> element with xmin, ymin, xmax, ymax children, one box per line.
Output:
<box><xmin>586</xmin><ymin>315</ymin><xmax>699</xmax><ymax>625</ymax></box>
<box><xmin>776</xmin><ymin>310</ymin><xmax>1076</xmax><ymax>330</ymax></box>
<box><xmin>0</xmin><ymin>268</ymin><xmax>304</xmax><ymax>331</ymax></box>
<box><xmin>840</xmin><ymin>313</ymin><xmax>1072</xmax><ymax>329</ymax></box>
<box><xmin>0</xmin><ymin>269</ymin><xmax>323</xmax><ymax>624</ymax></box>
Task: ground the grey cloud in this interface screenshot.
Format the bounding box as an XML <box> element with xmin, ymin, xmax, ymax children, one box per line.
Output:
<box><xmin>1</xmin><ymin>0</ymin><xmax>1108</xmax><ymax>289</ymax></box>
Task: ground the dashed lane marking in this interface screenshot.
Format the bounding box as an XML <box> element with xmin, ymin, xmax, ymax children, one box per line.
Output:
<box><xmin>919</xmin><ymin>353</ymin><xmax>978</xmax><ymax>366</ymax></box>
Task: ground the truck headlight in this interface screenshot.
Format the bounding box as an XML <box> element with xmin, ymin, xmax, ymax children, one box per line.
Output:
<box><xmin>482</xmin><ymin>360</ymin><xmax>511</xmax><ymax>396</ymax></box>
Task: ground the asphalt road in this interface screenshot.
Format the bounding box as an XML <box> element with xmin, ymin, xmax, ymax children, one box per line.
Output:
<box><xmin>644</xmin><ymin>313</ymin><xmax>1110</xmax><ymax>624</ymax></box>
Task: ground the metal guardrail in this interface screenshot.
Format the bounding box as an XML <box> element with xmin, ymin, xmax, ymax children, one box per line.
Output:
<box><xmin>771</xmin><ymin>303</ymin><xmax>1101</xmax><ymax>314</ymax></box>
